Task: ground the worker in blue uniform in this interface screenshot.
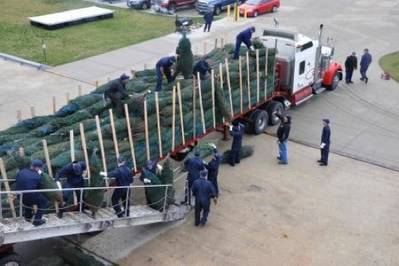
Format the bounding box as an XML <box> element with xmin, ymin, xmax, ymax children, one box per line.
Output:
<box><xmin>156</xmin><ymin>56</ymin><xmax>176</xmax><ymax>91</ymax></box>
<box><xmin>104</xmin><ymin>156</ymin><xmax>133</xmax><ymax>218</ymax></box>
<box><xmin>192</xmin><ymin>169</ymin><xmax>217</xmax><ymax>226</ymax></box>
<box><xmin>55</xmin><ymin>161</ymin><xmax>86</xmax><ymax>217</ymax></box>
<box><xmin>360</xmin><ymin>48</ymin><xmax>372</xmax><ymax>83</ymax></box>
<box><xmin>233</xmin><ymin>26</ymin><xmax>256</xmax><ymax>60</ymax></box>
<box><xmin>193</xmin><ymin>58</ymin><xmax>212</xmax><ymax>80</ymax></box>
<box><xmin>15</xmin><ymin>160</ymin><xmax>48</xmax><ymax>226</ymax></box>
<box><xmin>206</xmin><ymin>148</ymin><xmax>222</xmax><ymax>197</ymax></box>
<box><xmin>104</xmin><ymin>73</ymin><xmax>130</xmax><ymax>116</ymax></box>
<box><xmin>203</xmin><ymin>9</ymin><xmax>214</xmax><ymax>32</ymax></box>
<box><xmin>318</xmin><ymin>119</ymin><xmax>331</xmax><ymax>166</ymax></box>
<box><xmin>229</xmin><ymin>121</ymin><xmax>245</xmax><ymax>166</ymax></box>
<box><xmin>183</xmin><ymin>150</ymin><xmax>205</xmax><ymax>205</ymax></box>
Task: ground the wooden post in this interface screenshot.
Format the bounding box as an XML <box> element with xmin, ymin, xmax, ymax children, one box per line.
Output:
<box><xmin>109</xmin><ymin>109</ymin><xmax>119</xmax><ymax>158</ymax></box>
<box><xmin>17</xmin><ymin>110</ymin><xmax>22</xmax><ymax>122</ymax></box>
<box><xmin>225</xmin><ymin>58</ymin><xmax>234</xmax><ymax>118</ymax></box>
<box><xmin>239</xmin><ymin>56</ymin><xmax>243</xmax><ymax>113</ymax></box>
<box><xmin>264</xmin><ymin>47</ymin><xmax>268</xmax><ymax>100</ymax></box>
<box><xmin>172</xmin><ymin>87</ymin><xmax>176</xmax><ymax>151</ymax></box>
<box><xmin>197</xmin><ymin>73</ymin><xmax>206</xmax><ymax>134</ymax></box>
<box><xmin>256</xmin><ymin>49</ymin><xmax>260</xmax><ymax>102</ymax></box>
<box><xmin>52</xmin><ymin>96</ymin><xmax>56</xmax><ymax>114</ymax></box>
<box><xmin>30</xmin><ymin>106</ymin><xmax>35</xmax><ymax>117</ymax></box>
<box><xmin>70</xmin><ymin>130</ymin><xmax>75</xmax><ymax>162</ymax></box>
<box><xmin>219</xmin><ymin>63</ymin><xmax>224</xmax><ymax>89</ymax></box>
<box><xmin>144</xmin><ymin>99</ymin><xmax>150</xmax><ymax>161</ymax></box>
<box><xmin>79</xmin><ymin>123</ymin><xmax>91</xmax><ymax>181</ymax></box>
<box><xmin>95</xmin><ymin>80</ymin><xmax>99</xmax><ymax>88</ymax></box>
<box><xmin>177</xmin><ymin>82</ymin><xmax>185</xmax><ymax>145</ymax></box>
<box><xmin>124</xmin><ymin>104</ymin><xmax>137</xmax><ymax>172</ymax></box>
<box><xmin>221</xmin><ymin>37</ymin><xmax>224</xmax><ymax>48</ymax></box>
<box><xmin>211</xmin><ymin>69</ymin><xmax>216</xmax><ymax>128</ymax></box>
<box><xmin>78</xmin><ymin>85</ymin><xmax>82</xmax><ymax>96</ymax></box>
<box><xmin>66</xmin><ymin>92</ymin><xmax>70</xmax><ymax>104</ymax></box>
<box><xmin>0</xmin><ymin>158</ymin><xmax>16</xmax><ymax>218</ymax></box>
<box><xmin>246</xmin><ymin>51</ymin><xmax>251</xmax><ymax>108</ymax></box>
<box><xmin>214</xmin><ymin>38</ymin><xmax>218</xmax><ymax>49</ymax></box>
<box><xmin>144</xmin><ymin>63</ymin><xmax>147</xmax><ymax>70</ymax></box>
<box><xmin>42</xmin><ymin>139</ymin><xmax>60</xmax><ymax>213</ymax></box>
<box><xmin>155</xmin><ymin>92</ymin><xmax>163</xmax><ymax>157</ymax></box>
<box><xmin>95</xmin><ymin>116</ymin><xmax>108</xmax><ymax>184</ymax></box>
<box><xmin>192</xmin><ymin>78</ymin><xmax>197</xmax><ymax>138</ymax></box>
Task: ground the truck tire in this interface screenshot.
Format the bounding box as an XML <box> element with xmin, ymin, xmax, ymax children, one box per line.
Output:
<box><xmin>326</xmin><ymin>73</ymin><xmax>340</xmax><ymax>91</ymax></box>
<box><xmin>266</xmin><ymin>101</ymin><xmax>284</xmax><ymax>125</ymax></box>
<box><xmin>214</xmin><ymin>6</ymin><xmax>221</xmax><ymax>15</ymax></box>
<box><xmin>249</xmin><ymin>109</ymin><xmax>269</xmax><ymax>134</ymax></box>
<box><xmin>0</xmin><ymin>253</ymin><xmax>24</xmax><ymax>266</ymax></box>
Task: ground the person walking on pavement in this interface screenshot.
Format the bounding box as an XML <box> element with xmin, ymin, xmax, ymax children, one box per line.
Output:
<box><xmin>101</xmin><ymin>156</ymin><xmax>133</xmax><ymax>218</ymax></box>
<box><xmin>344</xmin><ymin>52</ymin><xmax>358</xmax><ymax>84</ymax></box>
<box><xmin>233</xmin><ymin>26</ymin><xmax>256</xmax><ymax>60</ymax></box>
<box><xmin>206</xmin><ymin>147</ymin><xmax>223</xmax><ymax>197</ymax></box>
<box><xmin>104</xmin><ymin>74</ymin><xmax>130</xmax><ymax>116</ymax></box>
<box><xmin>203</xmin><ymin>9</ymin><xmax>214</xmax><ymax>32</ymax></box>
<box><xmin>229</xmin><ymin>121</ymin><xmax>245</xmax><ymax>166</ymax></box>
<box><xmin>156</xmin><ymin>56</ymin><xmax>177</xmax><ymax>91</ymax></box>
<box><xmin>318</xmin><ymin>119</ymin><xmax>331</xmax><ymax>166</ymax></box>
<box><xmin>183</xmin><ymin>150</ymin><xmax>206</xmax><ymax>205</ymax></box>
<box><xmin>15</xmin><ymin>160</ymin><xmax>48</xmax><ymax>226</ymax></box>
<box><xmin>360</xmin><ymin>48</ymin><xmax>372</xmax><ymax>83</ymax></box>
<box><xmin>192</xmin><ymin>170</ymin><xmax>217</xmax><ymax>226</ymax></box>
<box><xmin>275</xmin><ymin>112</ymin><xmax>291</xmax><ymax>165</ymax></box>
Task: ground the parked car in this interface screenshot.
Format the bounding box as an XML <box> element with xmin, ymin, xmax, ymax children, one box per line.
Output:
<box><xmin>196</xmin><ymin>0</ymin><xmax>244</xmax><ymax>15</ymax></box>
<box><xmin>238</xmin><ymin>0</ymin><xmax>279</xmax><ymax>17</ymax></box>
<box><xmin>127</xmin><ymin>0</ymin><xmax>152</xmax><ymax>9</ymax></box>
<box><xmin>153</xmin><ymin>0</ymin><xmax>197</xmax><ymax>12</ymax></box>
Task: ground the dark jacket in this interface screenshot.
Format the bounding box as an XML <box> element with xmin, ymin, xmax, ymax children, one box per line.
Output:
<box><xmin>192</xmin><ymin>178</ymin><xmax>216</xmax><ymax>205</ymax></box>
<box><xmin>237</xmin><ymin>28</ymin><xmax>254</xmax><ymax>43</ymax></box>
<box><xmin>206</xmin><ymin>153</ymin><xmax>223</xmax><ymax>182</ymax></box>
<box><xmin>321</xmin><ymin>125</ymin><xmax>331</xmax><ymax>146</ymax></box>
<box><xmin>276</xmin><ymin>113</ymin><xmax>290</xmax><ymax>142</ymax></box>
<box><xmin>107</xmin><ymin>165</ymin><xmax>133</xmax><ymax>187</ymax></box>
<box><xmin>156</xmin><ymin>56</ymin><xmax>175</xmax><ymax>70</ymax></box>
<box><xmin>204</xmin><ymin>11</ymin><xmax>214</xmax><ymax>23</ymax></box>
<box><xmin>104</xmin><ymin>79</ymin><xmax>129</xmax><ymax>100</ymax></box>
<box><xmin>230</xmin><ymin>123</ymin><xmax>245</xmax><ymax>151</ymax></box>
<box><xmin>193</xmin><ymin>60</ymin><xmax>211</xmax><ymax>76</ymax></box>
<box><xmin>345</xmin><ymin>55</ymin><xmax>358</xmax><ymax>71</ymax></box>
<box><xmin>360</xmin><ymin>53</ymin><xmax>372</xmax><ymax>69</ymax></box>
<box><xmin>184</xmin><ymin>156</ymin><xmax>205</xmax><ymax>182</ymax></box>
<box><xmin>16</xmin><ymin>168</ymin><xmax>42</xmax><ymax>191</ymax></box>
<box><xmin>56</xmin><ymin>162</ymin><xmax>86</xmax><ymax>187</ymax></box>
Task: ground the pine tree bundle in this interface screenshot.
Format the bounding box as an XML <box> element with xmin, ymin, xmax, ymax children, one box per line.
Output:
<box><xmin>222</xmin><ymin>145</ymin><xmax>254</xmax><ymax>164</ymax></box>
<box><xmin>159</xmin><ymin>159</ymin><xmax>175</xmax><ymax>204</ymax></box>
<box><xmin>41</xmin><ymin>172</ymin><xmax>63</xmax><ymax>203</ymax></box>
<box><xmin>144</xmin><ymin>171</ymin><xmax>165</xmax><ymax>211</ymax></box>
<box><xmin>175</xmin><ymin>34</ymin><xmax>194</xmax><ymax>79</ymax></box>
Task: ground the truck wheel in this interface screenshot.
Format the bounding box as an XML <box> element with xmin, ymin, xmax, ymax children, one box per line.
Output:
<box><xmin>266</xmin><ymin>101</ymin><xmax>284</xmax><ymax>125</ymax></box>
<box><xmin>326</xmin><ymin>73</ymin><xmax>340</xmax><ymax>91</ymax></box>
<box><xmin>214</xmin><ymin>6</ymin><xmax>221</xmax><ymax>15</ymax></box>
<box><xmin>0</xmin><ymin>253</ymin><xmax>24</xmax><ymax>266</ymax></box>
<box><xmin>249</xmin><ymin>109</ymin><xmax>269</xmax><ymax>134</ymax></box>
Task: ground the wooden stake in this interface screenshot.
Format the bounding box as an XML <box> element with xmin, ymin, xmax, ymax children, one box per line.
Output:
<box><xmin>246</xmin><ymin>51</ymin><xmax>251</xmax><ymax>108</ymax></box>
<box><xmin>177</xmin><ymin>82</ymin><xmax>185</xmax><ymax>145</ymax></box>
<box><xmin>30</xmin><ymin>106</ymin><xmax>35</xmax><ymax>117</ymax></box>
<box><xmin>221</xmin><ymin>37</ymin><xmax>224</xmax><ymax>47</ymax></box>
<box><xmin>197</xmin><ymin>73</ymin><xmax>206</xmax><ymax>134</ymax></box>
<box><xmin>124</xmin><ymin>104</ymin><xmax>137</xmax><ymax>172</ymax></box>
<box><xmin>155</xmin><ymin>92</ymin><xmax>163</xmax><ymax>157</ymax></box>
<box><xmin>172</xmin><ymin>87</ymin><xmax>176</xmax><ymax>151</ymax></box>
<box><xmin>95</xmin><ymin>80</ymin><xmax>99</xmax><ymax>88</ymax></box>
<box><xmin>109</xmin><ymin>109</ymin><xmax>119</xmax><ymax>158</ymax></box>
<box><xmin>256</xmin><ymin>49</ymin><xmax>260</xmax><ymax>102</ymax></box>
<box><xmin>144</xmin><ymin>63</ymin><xmax>147</xmax><ymax>70</ymax></box>
<box><xmin>70</xmin><ymin>130</ymin><xmax>75</xmax><ymax>162</ymax></box>
<box><xmin>17</xmin><ymin>110</ymin><xmax>22</xmax><ymax>122</ymax></box>
<box><xmin>0</xmin><ymin>158</ymin><xmax>16</xmax><ymax>218</ymax></box>
<box><xmin>264</xmin><ymin>47</ymin><xmax>269</xmax><ymax>100</ymax></box>
<box><xmin>95</xmin><ymin>116</ymin><xmax>108</xmax><ymax>183</ymax></box>
<box><xmin>66</xmin><ymin>92</ymin><xmax>70</xmax><ymax>104</ymax></box>
<box><xmin>42</xmin><ymin>139</ymin><xmax>59</xmax><ymax>212</ymax></box>
<box><xmin>52</xmin><ymin>96</ymin><xmax>56</xmax><ymax>114</ymax></box>
<box><xmin>211</xmin><ymin>69</ymin><xmax>216</xmax><ymax>128</ymax></box>
<box><xmin>219</xmin><ymin>63</ymin><xmax>224</xmax><ymax>89</ymax></box>
<box><xmin>239</xmin><ymin>56</ymin><xmax>243</xmax><ymax>113</ymax></box>
<box><xmin>214</xmin><ymin>38</ymin><xmax>218</xmax><ymax>49</ymax></box>
<box><xmin>79</xmin><ymin>123</ymin><xmax>91</xmax><ymax>181</ymax></box>
<box><xmin>78</xmin><ymin>85</ymin><xmax>82</xmax><ymax>96</ymax></box>
<box><xmin>144</xmin><ymin>99</ymin><xmax>150</xmax><ymax>161</ymax></box>
<box><xmin>225</xmin><ymin>58</ymin><xmax>234</xmax><ymax>118</ymax></box>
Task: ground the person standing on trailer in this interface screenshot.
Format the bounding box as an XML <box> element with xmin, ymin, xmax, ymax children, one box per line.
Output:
<box><xmin>360</xmin><ymin>48</ymin><xmax>372</xmax><ymax>83</ymax></box>
<box><xmin>344</xmin><ymin>52</ymin><xmax>358</xmax><ymax>84</ymax></box>
<box><xmin>192</xmin><ymin>170</ymin><xmax>217</xmax><ymax>226</ymax></box>
<box><xmin>275</xmin><ymin>112</ymin><xmax>291</xmax><ymax>165</ymax></box>
<box><xmin>233</xmin><ymin>26</ymin><xmax>256</xmax><ymax>60</ymax></box>
<box><xmin>206</xmin><ymin>148</ymin><xmax>223</xmax><ymax>197</ymax></box>
<box><xmin>15</xmin><ymin>160</ymin><xmax>48</xmax><ymax>226</ymax></box>
<box><xmin>104</xmin><ymin>74</ymin><xmax>130</xmax><ymax>116</ymax></box>
<box><xmin>203</xmin><ymin>9</ymin><xmax>214</xmax><ymax>32</ymax></box>
<box><xmin>156</xmin><ymin>56</ymin><xmax>177</xmax><ymax>91</ymax></box>
<box><xmin>318</xmin><ymin>119</ymin><xmax>331</xmax><ymax>166</ymax></box>
<box><xmin>183</xmin><ymin>150</ymin><xmax>206</xmax><ymax>205</ymax></box>
<box><xmin>102</xmin><ymin>156</ymin><xmax>133</xmax><ymax>218</ymax></box>
<box><xmin>229</xmin><ymin>121</ymin><xmax>245</xmax><ymax>166</ymax></box>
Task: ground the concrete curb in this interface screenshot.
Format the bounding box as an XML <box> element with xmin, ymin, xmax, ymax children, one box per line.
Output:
<box><xmin>0</xmin><ymin>53</ymin><xmax>49</xmax><ymax>70</ymax></box>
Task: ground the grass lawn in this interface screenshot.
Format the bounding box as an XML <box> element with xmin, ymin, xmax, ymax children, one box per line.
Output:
<box><xmin>379</xmin><ymin>52</ymin><xmax>399</xmax><ymax>82</ymax></box>
<box><xmin>0</xmin><ymin>0</ymin><xmax>181</xmax><ymax>65</ymax></box>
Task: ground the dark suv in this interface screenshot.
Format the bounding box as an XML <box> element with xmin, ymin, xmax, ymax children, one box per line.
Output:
<box><xmin>127</xmin><ymin>0</ymin><xmax>151</xmax><ymax>9</ymax></box>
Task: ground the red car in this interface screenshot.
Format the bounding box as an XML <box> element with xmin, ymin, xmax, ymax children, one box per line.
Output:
<box><xmin>239</xmin><ymin>0</ymin><xmax>280</xmax><ymax>17</ymax></box>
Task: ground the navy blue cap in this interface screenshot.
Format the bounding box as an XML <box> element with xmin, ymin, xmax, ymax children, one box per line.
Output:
<box><xmin>31</xmin><ymin>159</ymin><xmax>43</xmax><ymax>168</ymax></box>
<box><xmin>200</xmin><ymin>169</ymin><xmax>208</xmax><ymax>178</ymax></box>
<box><xmin>194</xmin><ymin>150</ymin><xmax>200</xmax><ymax>156</ymax></box>
<box><xmin>323</xmin><ymin>118</ymin><xmax>330</xmax><ymax>124</ymax></box>
<box><xmin>117</xmin><ymin>155</ymin><xmax>126</xmax><ymax>164</ymax></box>
<box><xmin>120</xmin><ymin>73</ymin><xmax>130</xmax><ymax>81</ymax></box>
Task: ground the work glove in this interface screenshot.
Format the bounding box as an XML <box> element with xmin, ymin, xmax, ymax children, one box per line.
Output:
<box><xmin>56</xmin><ymin>181</ymin><xmax>62</xmax><ymax>190</ymax></box>
<box><xmin>99</xmin><ymin>171</ymin><xmax>107</xmax><ymax>177</ymax></box>
<box><xmin>208</xmin><ymin>143</ymin><xmax>217</xmax><ymax>149</ymax></box>
<box><xmin>143</xmin><ymin>178</ymin><xmax>151</xmax><ymax>184</ymax></box>
<box><xmin>229</xmin><ymin>125</ymin><xmax>233</xmax><ymax>131</ymax></box>
<box><xmin>37</xmin><ymin>169</ymin><xmax>43</xmax><ymax>175</ymax></box>
<box><xmin>320</xmin><ymin>143</ymin><xmax>326</xmax><ymax>149</ymax></box>
<box><xmin>250</xmin><ymin>46</ymin><xmax>255</xmax><ymax>52</ymax></box>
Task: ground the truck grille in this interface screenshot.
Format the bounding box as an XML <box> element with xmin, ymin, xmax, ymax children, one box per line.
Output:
<box><xmin>196</xmin><ymin>1</ymin><xmax>210</xmax><ymax>13</ymax></box>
